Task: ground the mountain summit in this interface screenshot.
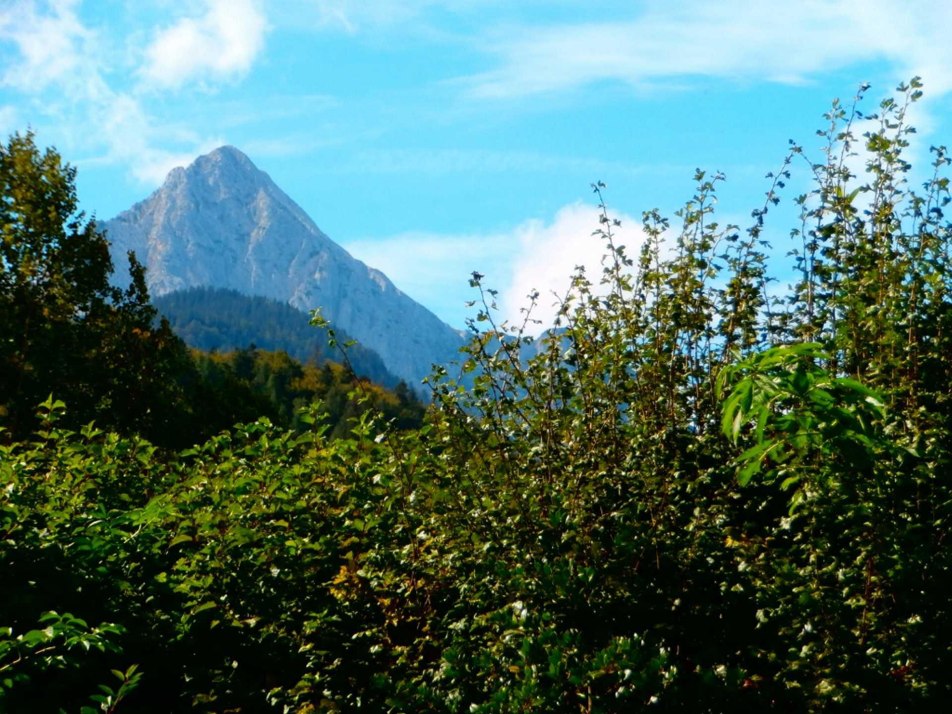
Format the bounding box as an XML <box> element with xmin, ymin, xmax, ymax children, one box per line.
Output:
<box><xmin>102</xmin><ymin>146</ymin><xmax>464</xmax><ymax>385</ymax></box>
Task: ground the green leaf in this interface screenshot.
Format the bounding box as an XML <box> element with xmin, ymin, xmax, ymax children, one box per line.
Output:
<box><xmin>168</xmin><ymin>534</ymin><xmax>193</xmax><ymax>548</ymax></box>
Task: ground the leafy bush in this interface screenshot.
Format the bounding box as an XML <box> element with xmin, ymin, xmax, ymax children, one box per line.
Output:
<box><xmin>1</xmin><ymin>80</ymin><xmax>951</xmax><ymax>712</ymax></box>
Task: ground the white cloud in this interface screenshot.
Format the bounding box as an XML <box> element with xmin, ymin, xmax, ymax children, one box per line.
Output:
<box><xmin>304</xmin><ymin>0</ymin><xmax>478</xmax><ymax>32</ymax></box>
<box><xmin>0</xmin><ymin>1</ymin><xmax>242</xmax><ymax>186</ymax></box>
<box><xmin>0</xmin><ymin>0</ymin><xmax>93</xmax><ymax>91</ymax></box>
<box><xmin>503</xmin><ymin>202</ymin><xmax>642</xmax><ymax>328</ymax></box>
<box><xmin>240</xmin><ymin>134</ymin><xmax>341</xmax><ymax>159</ymax></box>
<box><xmin>295</xmin><ymin>0</ymin><xmax>558</xmax><ymax>36</ymax></box>
<box><xmin>141</xmin><ymin>0</ymin><xmax>267</xmax><ymax>89</ymax></box>
<box><xmin>307</xmin><ymin>0</ymin><xmax>357</xmax><ymax>33</ymax></box>
<box><xmin>466</xmin><ymin>0</ymin><xmax>952</xmax><ymax>99</ymax></box>
<box><xmin>348</xmin><ymin>147</ymin><xmax>653</xmax><ymax>177</ymax></box>
<box><xmin>345</xmin><ymin>202</ymin><xmax>642</xmax><ymax>330</ymax></box>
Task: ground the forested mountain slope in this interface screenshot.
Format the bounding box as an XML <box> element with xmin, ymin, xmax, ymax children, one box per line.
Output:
<box><xmin>154</xmin><ymin>286</ymin><xmax>403</xmax><ymax>389</ymax></box>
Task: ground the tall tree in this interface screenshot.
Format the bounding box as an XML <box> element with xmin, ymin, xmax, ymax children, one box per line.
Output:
<box><xmin>0</xmin><ymin>131</ymin><xmax>184</xmax><ymax>439</ymax></box>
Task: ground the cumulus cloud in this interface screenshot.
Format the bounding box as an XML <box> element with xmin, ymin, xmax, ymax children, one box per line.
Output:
<box><xmin>345</xmin><ymin>202</ymin><xmax>642</xmax><ymax>330</ymax></box>
<box><xmin>0</xmin><ymin>1</ymin><xmax>247</xmax><ymax>186</ymax></box>
<box><xmin>502</xmin><ymin>202</ymin><xmax>642</xmax><ymax>328</ymax></box>
<box><xmin>141</xmin><ymin>0</ymin><xmax>267</xmax><ymax>89</ymax></box>
<box><xmin>466</xmin><ymin>0</ymin><xmax>952</xmax><ymax>99</ymax></box>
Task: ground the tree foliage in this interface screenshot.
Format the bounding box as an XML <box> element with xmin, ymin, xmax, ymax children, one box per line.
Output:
<box><xmin>0</xmin><ymin>132</ymin><xmax>185</xmax><ymax>440</ymax></box>
<box><xmin>184</xmin><ymin>345</ymin><xmax>425</xmax><ymax>441</ymax></box>
<box><xmin>2</xmin><ymin>81</ymin><xmax>952</xmax><ymax>712</ymax></box>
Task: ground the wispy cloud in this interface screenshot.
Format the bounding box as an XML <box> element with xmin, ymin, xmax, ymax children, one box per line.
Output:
<box><xmin>347</xmin><ymin>147</ymin><xmax>656</xmax><ymax>177</ymax></box>
<box><xmin>0</xmin><ymin>0</ymin><xmax>261</xmax><ymax>186</ymax></box>
<box><xmin>303</xmin><ymin>0</ymin><xmax>482</xmax><ymax>32</ymax></box>
<box><xmin>141</xmin><ymin>0</ymin><xmax>268</xmax><ymax>89</ymax></box>
<box><xmin>239</xmin><ymin>133</ymin><xmax>344</xmax><ymax>159</ymax></box>
<box><xmin>306</xmin><ymin>0</ymin><xmax>358</xmax><ymax>33</ymax></box>
<box><xmin>465</xmin><ymin>0</ymin><xmax>952</xmax><ymax>99</ymax></box>
<box><xmin>0</xmin><ymin>0</ymin><xmax>92</xmax><ymax>92</ymax></box>
<box><xmin>97</xmin><ymin>94</ymin><xmax>224</xmax><ymax>184</ymax></box>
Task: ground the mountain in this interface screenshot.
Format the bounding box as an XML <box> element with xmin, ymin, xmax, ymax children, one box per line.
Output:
<box><xmin>153</xmin><ymin>287</ymin><xmax>403</xmax><ymax>389</ymax></box>
<box><xmin>100</xmin><ymin>146</ymin><xmax>465</xmax><ymax>387</ymax></box>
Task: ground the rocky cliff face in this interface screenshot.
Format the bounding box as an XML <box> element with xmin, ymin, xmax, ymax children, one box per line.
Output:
<box><xmin>102</xmin><ymin>146</ymin><xmax>464</xmax><ymax>386</ymax></box>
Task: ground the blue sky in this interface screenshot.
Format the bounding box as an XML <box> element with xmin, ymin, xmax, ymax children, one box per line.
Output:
<box><xmin>2</xmin><ymin>1</ymin><xmax>952</xmax><ymax>330</ymax></box>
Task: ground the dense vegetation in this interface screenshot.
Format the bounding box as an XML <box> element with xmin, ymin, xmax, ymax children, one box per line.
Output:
<box><xmin>185</xmin><ymin>345</ymin><xmax>424</xmax><ymax>440</ymax></box>
<box><xmin>2</xmin><ymin>81</ymin><xmax>951</xmax><ymax>712</ymax></box>
<box><xmin>0</xmin><ymin>132</ymin><xmax>184</xmax><ymax>444</ymax></box>
<box><xmin>153</xmin><ymin>287</ymin><xmax>404</xmax><ymax>390</ymax></box>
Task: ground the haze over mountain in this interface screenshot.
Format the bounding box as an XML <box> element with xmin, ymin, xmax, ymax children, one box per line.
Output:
<box><xmin>101</xmin><ymin>146</ymin><xmax>465</xmax><ymax>386</ymax></box>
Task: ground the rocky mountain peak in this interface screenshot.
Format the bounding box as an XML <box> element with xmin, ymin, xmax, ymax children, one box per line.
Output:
<box><xmin>188</xmin><ymin>146</ymin><xmax>266</xmax><ymax>192</ymax></box>
<box><xmin>201</xmin><ymin>144</ymin><xmax>256</xmax><ymax>167</ymax></box>
<box><xmin>102</xmin><ymin>147</ymin><xmax>464</xmax><ymax>386</ymax></box>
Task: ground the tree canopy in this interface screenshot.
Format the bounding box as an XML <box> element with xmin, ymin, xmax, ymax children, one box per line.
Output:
<box><xmin>0</xmin><ymin>131</ymin><xmax>183</xmax><ymax>439</ymax></box>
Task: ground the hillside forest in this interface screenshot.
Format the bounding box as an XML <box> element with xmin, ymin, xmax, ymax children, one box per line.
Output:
<box><xmin>1</xmin><ymin>80</ymin><xmax>951</xmax><ymax>712</ymax></box>
<box><xmin>152</xmin><ymin>287</ymin><xmax>405</xmax><ymax>391</ymax></box>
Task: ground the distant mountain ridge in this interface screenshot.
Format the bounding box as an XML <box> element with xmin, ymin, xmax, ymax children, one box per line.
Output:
<box><xmin>101</xmin><ymin>146</ymin><xmax>465</xmax><ymax>386</ymax></box>
<box><xmin>153</xmin><ymin>287</ymin><xmax>403</xmax><ymax>388</ymax></box>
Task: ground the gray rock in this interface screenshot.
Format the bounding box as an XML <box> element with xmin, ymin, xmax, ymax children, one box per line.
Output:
<box><xmin>101</xmin><ymin>146</ymin><xmax>465</xmax><ymax>386</ymax></box>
